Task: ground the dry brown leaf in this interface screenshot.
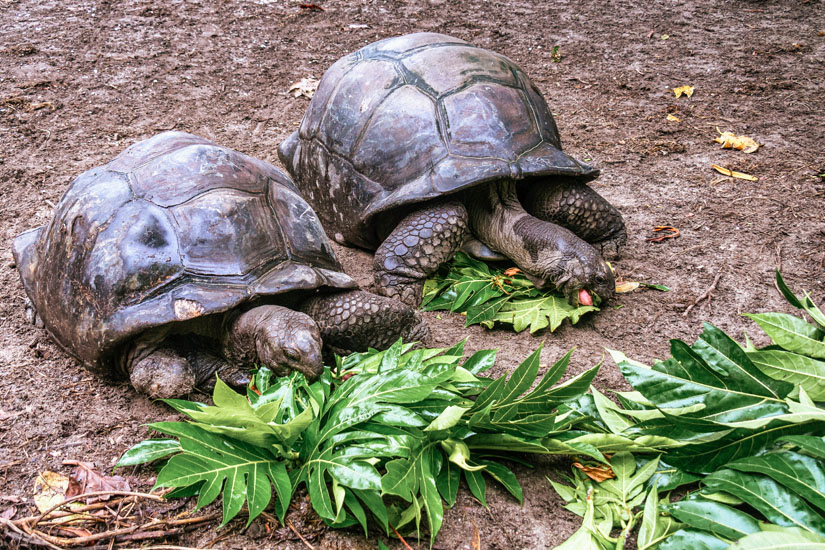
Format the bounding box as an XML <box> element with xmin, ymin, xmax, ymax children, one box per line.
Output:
<box><xmin>712</xmin><ymin>164</ymin><xmax>758</xmax><ymax>181</ymax></box>
<box><xmin>672</xmin><ymin>85</ymin><xmax>694</xmax><ymax>98</ymax></box>
<box><xmin>67</xmin><ymin>461</ymin><xmax>131</xmax><ymax>501</ymax></box>
<box><xmin>288</xmin><ymin>77</ymin><xmax>319</xmax><ymax>99</ymax></box>
<box><xmin>714</xmin><ymin>130</ymin><xmax>760</xmax><ymax>153</ymax></box>
<box><xmin>666</xmin><ymin>114</ymin><xmax>681</xmax><ymax>122</ymax></box>
<box><xmin>615</xmin><ymin>281</ymin><xmax>641</xmax><ymax>293</ymax></box>
<box><xmin>503</xmin><ymin>267</ymin><xmax>521</xmax><ymax>276</ymax></box>
<box><xmin>573</xmin><ymin>462</ymin><xmax>615</xmax><ymax>482</ymax></box>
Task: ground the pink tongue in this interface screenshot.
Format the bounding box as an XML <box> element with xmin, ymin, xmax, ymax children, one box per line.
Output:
<box><xmin>578</xmin><ymin>289</ymin><xmax>593</xmax><ymax>306</ymax></box>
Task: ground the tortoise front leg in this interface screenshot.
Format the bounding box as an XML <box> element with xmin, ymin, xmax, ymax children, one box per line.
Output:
<box><xmin>520</xmin><ymin>178</ymin><xmax>627</xmax><ymax>260</ymax></box>
<box><xmin>300</xmin><ymin>290</ymin><xmax>429</xmax><ymax>355</ymax></box>
<box><xmin>126</xmin><ymin>338</ymin><xmax>197</xmax><ymax>399</ymax></box>
<box><xmin>374</xmin><ymin>201</ymin><xmax>468</xmax><ymax>306</ymax></box>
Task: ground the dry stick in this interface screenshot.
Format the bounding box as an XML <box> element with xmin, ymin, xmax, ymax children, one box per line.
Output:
<box><xmin>683</xmin><ymin>270</ymin><xmax>724</xmax><ymax>317</ymax></box>
<box><xmin>26</xmin><ymin>491</ymin><xmax>164</xmax><ymax>529</ymax></box>
<box><xmin>287</xmin><ymin>520</ymin><xmax>315</xmax><ymax>549</ymax></box>
<box><xmin>1</xmin><ymin>516</ymin><xmax>64</xmax><ymax>550</ymax></box>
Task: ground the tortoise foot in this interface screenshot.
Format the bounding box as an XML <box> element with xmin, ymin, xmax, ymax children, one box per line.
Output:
<box><xmin>129</xmin><ymin>347</ymin><xmax>196</xmax><ymax>399</ymax></box>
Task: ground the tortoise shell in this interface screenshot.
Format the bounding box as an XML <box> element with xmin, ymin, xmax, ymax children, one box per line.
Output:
<box><xmin>279</xmin><ymin>32</ymin><xmax>598</xmax><ymax>250</ymax></box>
<box><xmin>13</xmin><ymin>132</ymin><xmax>355</xmax><ymax>376</ymax></box>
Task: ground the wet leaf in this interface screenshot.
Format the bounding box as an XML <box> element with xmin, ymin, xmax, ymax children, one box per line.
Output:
<box><xmin>673</xmin><ymin>85</ymin><xmax>694</xmax><ymax>98</ymax></box>
<box><xmin>288</xmin><ymin>77</ymin><xmax>319</xmax><ymax>99</ymax></box>
<box><xmin>33</xmin><ymin>471</ymin><xmax>84</xmax><ymax>520</ymax></box>
<box><xmin>715</xmin><ymin>131</ymin><xmax>760</xmax><ymax>153</ymax></box>
<box><xmin>712</xmin><ymin>164</ymin><xmax>758</xmax><ymax>181</ymax></box>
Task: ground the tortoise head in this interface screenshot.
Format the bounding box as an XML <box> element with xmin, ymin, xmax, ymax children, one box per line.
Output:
<box><xmin>523</xmin><ymin>242</ymin><xmax>615</xmax><ymax>306</ymax></box>
<box><xmin>511</xmin><ymin>215</ymin><xmax>615</xmax><ymax>307</ymax></box>
<box><xmin>255</xmin><ymin>308</ymin><xmax>324</xmax><ymax>381</ymax></box>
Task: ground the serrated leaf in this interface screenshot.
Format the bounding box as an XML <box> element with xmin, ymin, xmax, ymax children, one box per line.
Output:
<box><xmin>150</xmin><ymin>422</ymin><xmax>287</xmax><ymax>527</ymax></box>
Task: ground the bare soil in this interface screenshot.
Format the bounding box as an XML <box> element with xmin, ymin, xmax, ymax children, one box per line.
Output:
<box><xmin>1</xmin><ymin>1</ymin><xmax>823</xmax><ymax>548</ymax></box>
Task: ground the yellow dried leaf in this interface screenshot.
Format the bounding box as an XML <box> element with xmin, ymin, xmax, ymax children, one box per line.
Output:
<box><xmin>712</xmin><ymin>164</ymin><xmax>758</xmax><ymax>181</ymax></box>
<box><xmin>615</xmin><ymin>281</ymin><xmax>641</xmax><ymax>293</ymax></box>
<box><xmin>714</xmin><ymin>131</ymin><xmax>760</xmax><ymax>153</ymax></box>
<box><xmin>573</xmin><ymin>462</ymin><xmax>616</xmax><ymax>482</ymax></box>
<box><xmin>33</xmin><ymin>471</ymin><xmax>84</xmax><ymax>522</ymax></box>
<box><xmin>672</xmin><ymin>85</ymin><xmax>694</xmax><ymax>98</ymax></box>
<box><xmin>287</xmin><ymin>77</ymin><xmax>319</xmax><ymax>99</ymax></box>
<box><xmin>666</xmin><ymin>114</ymin><xmax>681</xmax><ymax>122</ymax></box>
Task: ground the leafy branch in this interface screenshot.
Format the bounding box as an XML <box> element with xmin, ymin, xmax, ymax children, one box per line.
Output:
<box><xmin>421</xmin><ymin>252</ymin><xmax>599</xmax><ymax>333</ymax></box>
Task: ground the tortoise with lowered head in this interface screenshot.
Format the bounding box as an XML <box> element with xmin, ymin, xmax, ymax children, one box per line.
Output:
<box><xmin>13</xmin><ymin>132</ymin><xmax>427</xmax><ymax>398</ymax></box>
<box><xmin>279</xmin><ymin>32</ymin><xmax>626</xmax><ymax>308</ymax></box>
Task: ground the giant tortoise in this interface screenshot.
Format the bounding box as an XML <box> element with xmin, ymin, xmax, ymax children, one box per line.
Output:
<box><xmin>13</xmin><ymin>132</ymin><xmax>427</xmax><ymax>398</ymax></box>
<box><xmin>279</xmin><ymin>32</ymin><xmax>626</xmax><ymax>307</ymax></box>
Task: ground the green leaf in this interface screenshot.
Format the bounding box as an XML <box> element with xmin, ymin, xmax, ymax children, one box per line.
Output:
<box><xmin>780</xmin><ymin>436</ymin><xmax>825</xmax><ymax>459</ymax></box>
<box><xmin>658</xmin><ymin>529</ymin><xmax>729</xmax><ymax>550</ymax></box>
<box><xmin>702</xmin><ymin>469</ymin><xmax>825</xmax><ymax>536</ymax></box>
<box><xmin>465</xmin><ymin>469</ymin><xmax>487</xmax><ymax>507</ymax></box>
<box><xmin>663</xmin><ymin>497</ymin><xmax>760</xmax><ymax>540</ymax></box>
<box><xmin>462</xmin><ymin>349</ymin><xmax>497</xmax><ymax>374</ymax></box>
<box><xmin>729</xmin><ymin>529</ymin><xmax>825</xmax><ymax>549</ymax></box>
<box><xmin>776</xmin><ymin>271</ymin><xmax>825</xmax><ymax>330</ymax></box>
<box><xmin>116</xmin><ymin>439</ymin><xmax>181</xmax><ymax>467</ymax></box>
<box><xmin>477</xmin><ymin>460</ymin><xmax>523</xmax><ymax>503</ymax></box>
<box><xmin>727</xmin><ymin>451</ymin><xmax>825</xmax><ymax>513</ymax></box>
<box><xmin>424</xmin><ymin>406</ymin><xmax>470</xmax><ymax>431</ymax></box>
<box><xmin>746</xmin><ymin>313</ymin><xmax>825</xmax><ymax>360</ymax></box>
<box><xmin>150</xmin><ymin>422</ymin><xmax>287</xmax><ymax>527</ymax></box>
<box><xmin>436</xmin><ymin>460</ymin><xmax>460</xmax><ymax>507</ymax></box>
<box><xmin>748</xmin><ymin>350</ymin><xmax>825</xmax><ymax>401</ymax></box>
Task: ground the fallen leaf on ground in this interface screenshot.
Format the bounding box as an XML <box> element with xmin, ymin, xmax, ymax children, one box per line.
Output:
<box><xmin>67</xmin><ymin>461</ymin><xmax>130</xmax><ymax>501</ymax></box>
<box><xmin>299</xmin><ymin>3</ymin><xmax>324</xmax><ymax>11</ymax></box>
<box><xmin>672</xmin><ymin>85</ymin><xmax>694</xmax><ymax>98</ymax></box>
<box><xmin>615</xmin><ymin>281</ymin><xmax>640</xmax><ymax>293</ymax></box>
<box><xmin>645</xmin><ymin>225</ymin><xmax>680</xmax><ymax>242</ymax></box>
<box><xmin>0</xmin><ymin>506</ymin><xmax>15</xmax><ymax>520</ymax></box>
<box><xmin>287</xmin><ymin>77</ymin><xmax>319</xmax><ymax>99</ymax></box>
<box><xmin>666</xmin><ymin>114</ymin><xmax>680</xmax><ymax>122</ymax></box>
<box><xmin>573</xmin><ymin>462</ymin><xmax>615</xmax><ymax>482</ymax></box>
<box><xmin>712</xmin><ymin>164</ymin><xmax>758</xmax><ymax>181</ymax></box>
<box><xmin>714</xmin><ymin>130</ymin><xmax>760</xmax><ymax>153</ymax></box>
<box><xmin>33</xmin><ymin>471</ymin><xmax>84</xmax><ymax>520</ymax></box>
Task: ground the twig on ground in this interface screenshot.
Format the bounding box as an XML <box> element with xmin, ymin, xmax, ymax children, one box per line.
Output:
<box><xmin>287</xmin><ymin>520</ymin><xmax>315</xmax><ymax>549</ymax></box>
<box><xmin>683</xmin><ymin>270</ymin><xmax>724</xmax><ymax>317</ymax></box>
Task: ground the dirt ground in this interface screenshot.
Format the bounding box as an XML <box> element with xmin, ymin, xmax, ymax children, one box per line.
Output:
<box><xmin>1</xmin><ymin>0</ymin><xmax>823</xmax><ymax>548</ymax></box>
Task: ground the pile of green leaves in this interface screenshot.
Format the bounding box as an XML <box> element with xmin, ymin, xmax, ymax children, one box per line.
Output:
<box><xmin>552</xmin><ymin>272</ymin><xmax>825</xmax><ymax>549</ymax></box>
<box><xmin>119</xmin><ymin>340</ymin><xmax>610</xmax><ymax>546</ymax></box>
<box><xmin>422</xmin><ymin>252</ymin><xmax>599</xmax><ymax>333</ymax></box>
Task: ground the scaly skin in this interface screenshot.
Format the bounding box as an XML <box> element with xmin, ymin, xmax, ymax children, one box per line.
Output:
<box><xmin>373</xmin><ymin>201</ymin><xmax>468</xmax><ymax>306</ymax></box>
<box><xmin>300</xmin><ymin>289</ymin><xmax>429</xmax><ymax>354</ymax></box>
<box><xmin>519</xmin><ymin>178</ymin><xmax>627</xmax><ymax>260</ymax></box>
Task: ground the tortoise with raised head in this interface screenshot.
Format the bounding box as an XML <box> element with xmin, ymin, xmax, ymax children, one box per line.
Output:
<box><xmin>13</xmin><ymin>132</ymin><xmax>427</xmax><ymax>398</ymax></box>
<box><xmin>279</xmin><ymin>32</ymin><xmax>626</xmax><ymax>308</ymax></box>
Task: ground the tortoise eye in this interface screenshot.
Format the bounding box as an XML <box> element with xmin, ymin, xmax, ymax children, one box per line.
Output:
<box><xmin>595</xmin><ymin>275</ymin><xmax>607</xmax><ymax>285</ymax></box>
<box><xmin>284</xmin><ymin>348</ymin><xmax>301</xmax><ymax>362</ymax></box>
